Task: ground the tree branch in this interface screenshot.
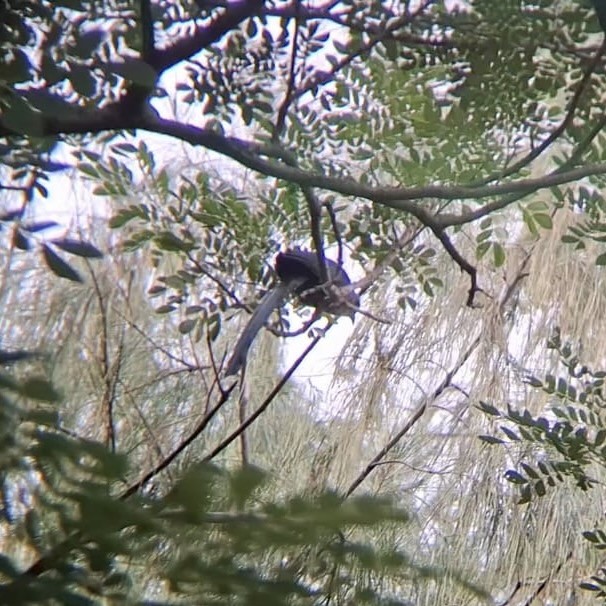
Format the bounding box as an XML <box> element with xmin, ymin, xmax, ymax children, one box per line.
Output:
<box><xmin>120</xmin><ymin>379</ymin><xmax>237</xmax><ymax>499</ymax></box>
<box><xmin>148</xmin><ymin>0</ymin><xmax>265</xmax><ymax>74</ymax></box>
<box><xmin>143</xmin><ymin>114</ymin><xmax>606</xmax><ymax>225</ymax></box>
<box><xmin>204</xmin><ymin>332</ymin><xmax>324</xmax><ymax>462</ymax></box>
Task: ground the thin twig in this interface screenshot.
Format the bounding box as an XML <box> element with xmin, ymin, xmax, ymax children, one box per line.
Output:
<box><xmin>120</xmin><ymin>381</ymin><xmax>237</xmax><ymax>499</ymax></box>
<box><xmin>204</xmin><ymin>332</ymin><xmax>325</xmax><ymax>462</ymax></box>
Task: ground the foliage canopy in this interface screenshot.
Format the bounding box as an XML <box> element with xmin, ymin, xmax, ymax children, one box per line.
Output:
<box><xmin>3</xmin><ymin>0</ymin><xmax>606</xmax><ymax>604</ymax></box>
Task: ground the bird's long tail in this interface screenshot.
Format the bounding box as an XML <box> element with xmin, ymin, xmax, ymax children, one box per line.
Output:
<box><xmin>225</xmin><ymin>281</ymin><xmax>297</xmax><ymax>376</ymax></box>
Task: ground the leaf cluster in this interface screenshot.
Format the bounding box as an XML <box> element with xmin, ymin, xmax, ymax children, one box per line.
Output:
<box><xmin>478</xmin><ymin>329</ymin><xmax>606</xmax><ymax>600</ymax></box>
<box><xmin>0</xmin><ymin>360</ymin><xmax>484</xmax><ymax>604</ymax></box>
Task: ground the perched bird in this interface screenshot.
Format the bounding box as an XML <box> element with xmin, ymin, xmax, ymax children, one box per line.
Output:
<box><xmin>225</xmin><ymin>248</ymin><xmax>359</xmax><ymax>375</ymax></box>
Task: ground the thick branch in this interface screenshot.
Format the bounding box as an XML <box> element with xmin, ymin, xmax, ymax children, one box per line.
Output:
<box><xmin>149</xmin><ymin>0</ymin><xmax>264</xmax><ymax>73</ymax></box>
<box><xmin>3</xmin><ymin>105</ymin><xmax>605</xmax><ymax>230</ymax></box>
<box><xmin>143</xmin><ymin>114</ymin><xmax>606</xmax><ymax>225</ymax></box>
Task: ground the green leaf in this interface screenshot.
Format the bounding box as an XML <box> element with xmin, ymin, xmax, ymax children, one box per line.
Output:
<box><xmin>478</xmin><ymin>435</ymin><xmax>504</xmax><ymax>444</ymax></box>
<box><xmin>3</xmin><ymin>49</ymin><xmax>32</xmax><ymax>83</ymax></box>
<box><xmin>41</xmin><ymin>244</ymin><xmax>82</xmax><ymax>282</ymax></box>
<box><xmin>12</xmin><ymin>228</ymin><xmax>30</xmax><ymax>250</ymax></box>
<box><xmin>383</xmin><ymin>39</ymin><xmax>399</xmax><ymax>61</ymax></box>
<box><xmin>24</xmin><ymin>89</ymin><xmax>76</xmax><ymax>118</ymax></box>
<box><xmin>69</xmin><ymin>64</ymin><xmax>97</xmax><ymax>97</ymax></box>
<box><xmin>596</xmin><ymin>252</ymin><xmax>606</xmax><ymax>266</ymax></box>
<box><xmin>500</xmin><ymin>426</ymin><xmax>520</xmax><ymax>441</ymax></box>
<box><xmin>178</xmin><ymin>319</ymin><xmax>197</xmax><ymax>334</ymax></box>
<box><xmin>0</xmin><ymin>350</ymin><xmax>37</xmax><ymax>364</ymax></box>
<box><xmin>71</xmin><ymin>29</ymin><xmax>105</xmax><ymax>57</ymax></box>
<box><xmin>154</xmin><ymin>232</ymin><xmax>194</xmax><ymax>253</ymax></box>
<box><xmin>476</xmin><ymin>241</ymin><xmax>490</xmax><ymax>259</ymax></box>
<box><xmin>583</xmin><ymin>531</ymin><xmax>601</xmax><ymax>543</ymax></box>
<box><xmin>477</xmin><ymin>401</ymin><xmax>501</xmax><ymax>416</ymax></box>
<box><xmin>21</xmin><ymin>221</ymin><xmax>58</xmax><ymax>232</ymax></box>
<box><xmin>505</xmin><ymin>470</ymin><xmax>527</xmax><ymax>484</ymax></box>
<box><xmin>520</xmin><ymin>463</ymin><xmax>539</xmax><ymax>479</ymax></box>
<box><xmin>20</xmin><ymin>377</ymin><xmax>60</xmax><ymax>402</ymax></box>
<box><xmin>580</xmin><ymin>582</ymin><xmax>601</xmax><ymax>592</ymax></box>
<box><xmin>492</xmin><ymin>242</ymin><xmax>505</xmax><ymax>267</ymax></box>
<box><xmin>2</xmin><ymin>94</ymin><xmax>43</xmax><ymax>136</ymax></box>
<box><xmin>155</xmin><ymin>304</ymin><xmax>176</xmax><ymax>314</ymax></box>
<box><xmin>518</xmin><ymin>485</ymin><xmax>532</xmax><ymax>505</ymax></box>
<box><xmin>111</xmin><ymin>58</ymin><xmax>157</xmax><ymax>88</ymax></box>
<box><xmin>109</xmin><ymin>209</ymin><xmax>142</xmax><ymax>228</ymax></box>
<box><xmin>148</xmin><ymin>285</ymin><xmax>167</xmax><ymax>295</ymax></box>
<box><xmin>534</xmin><ymin>480</ymin><xmax>546</xmax><ymax>497</ymax></box>
<box><xmin>534</xmin><ymin>213</ymin><xmax>553</xmax><ymax>229</ymax></box>
<box><xmin>207</xmin><ymin>313</ymin><xmax>221</xmax><ymax>341</ymax></box>
<box><xmin>229</xmin><ymin>466</ymin><xmax>267</xmax><ymax>510</ymax></box>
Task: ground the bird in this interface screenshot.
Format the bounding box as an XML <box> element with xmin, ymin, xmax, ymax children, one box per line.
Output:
<box><xmin>225</xmin><ymin>248</ymin><xmax>359</xmax><ymax>376</ymax></box>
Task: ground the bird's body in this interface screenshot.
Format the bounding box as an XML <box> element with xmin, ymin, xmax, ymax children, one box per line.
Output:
<box><xmin>225</xmin><ymin>249</ymin><xmax>358</xmax><ymax>376</ymax></box>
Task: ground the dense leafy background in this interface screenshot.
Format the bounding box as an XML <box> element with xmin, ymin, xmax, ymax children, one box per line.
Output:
<box><xmin>3</xmin><ymin>0</ymin><xmax>606</xmax><ymax>604</ymax></box>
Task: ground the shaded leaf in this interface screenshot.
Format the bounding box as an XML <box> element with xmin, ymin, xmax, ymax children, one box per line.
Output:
<box><xmin>51</xmin><ymin>238</ymin><xmax>103</xmax><ymax>258</ymax></box>
<box><xmin>178</xmin><ymin>319</ymin><xmax>197</xmax><ymax>334</ymax></box>
<box><xmin>12</xmin><ymin>228</ymin><xmax>30</xmax><ymax>250</ymax></box>
<box><xmin>0</xmin><ymin>350</ymin><xmax>37</xmax><ymax>365</ymax></box>
<box><xmin>478</xmin><ymin>435</ymin><xmax>504</xmax><ymax>445</ymax></box>
<box><xmin>41</xmin><ymin>244</ymin><xmax>82</xmax><ymax>282</ymax></box>
<box><xmin>21</xmin><ymin>221</ymin><xmax>58</xmax><ymax>233</ymax></box>
<box><xmin>111</xmin><ymin>58</ymin><xmax>157</xmax><ymax>87</ymax></box>
<box><xmin>2</xmin><ymin>94</ymin><xmax>43</xmax><ymax>136</ymax></box>
<box><xmin>20</xmin><ymin>377</ymin><xmax>60</xmax><ymax>402</ymax></box>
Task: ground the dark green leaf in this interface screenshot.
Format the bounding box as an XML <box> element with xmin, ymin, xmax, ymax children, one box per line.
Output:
<box><xmin>501</xmin><ymin>426</ymin><xmax>520</xmax><ymax>441</ymax></box>
<box><xmin>2</xmin><ymin>94</ymin><xmax>43</xmax><ymax>136</ymax></box>
<box><xmin>69</xmin><ymin>64</ymin><xmax>97</xmax><ymax>97</ymax></box>
<box><xmin>155</xmin><ymin>304</ymin><xmax>176</xmax><ymax>314</ymax></box>
<box><xmin>51</xmin><ymin>238</ymin><xmax>103</xmax><ymax>258</ymax></box>
<box><xmin>41</xmin><ymin>244</ymin><xmax>82</xmax><ymax>282</ymax></box>
<box><xmin>534</xmin><ymin>214</ymin><xmax>553</xmax><ymax>229</ymax></box>
<box><xmin>178</xmin><ymin>319</ymin><xmax>197</xmax><ymax>334</ymax></box>
<box><xmin>478</xmin><ymin>435</ymin><xmax>504</xmax><ymax>444</ymax></box>
<box><xmin>584</xmin><ymin>531</ymin><xmax>601</xmax><ymax>543</ymax></box>
<box><xmin>477</xmin><ymin>401</ymin><xmax>501</xmax><ymax>416</ymax></box>
<box><xmin>534</xmin><ymin>479</ymin><xmax>546</xmax><ymax>497</ymax></box>
<box><xmin>20</xmin><ymin>377</ymin><xmax>60</xmax><ymax>402</ymax></box>
<box><xmin>12</xmin><ymin>228</ymin><xmax>30</xmax><ymax>250</ymax></box>
<box><xmin>0</xmin><ymin>350</ymin><xmax>37</xmax><ymax>364</ymax></box>
<box><xmin>71</xmin><ymin>29</ymin><xmax>105</xmax><ymax>57</ymax></box>
<box><xmin>580</xmin><ymin>582</ymin><xmax>601</xmax><ymax>592</ymax></box>
<box><xmin>492</xmin><ymin>242</ymin><xmax>505</xmax><ymax>267</ymax></box>
<box><xmin>229</xmin><ymin>465</ymin><xmax>267</xmax><ymax>509</ymax></box>
<box><xmin>505</xmin><ymin>470</ymin><xmax>527</xmax><ymax>484</ymax></box>
<box><xmin>4</xmin><ymin>49</ymin><xmax>32</xmax><ymax>83</ymax></box>
<box><xmin>111</xmin><ymin>58</ymin><xmax>157</xmax><ymax>87</ymax></box>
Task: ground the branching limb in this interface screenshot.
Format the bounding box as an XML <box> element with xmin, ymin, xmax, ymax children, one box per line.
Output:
<box><xmin>429</xmin><ymin>225</ymin><xmax>482</xmax><ymax>306</ymax></box>
<box><xmin>272</xmin><ymin>1</ymin><xmax>301</xmax><ymax>141</ymax></box>
<box><xmin>141</xmin><ymin>114</ymin><xmax>606</xmax><ymax>220</ymax></box>
<box><xmin>120</xmin><ymin>378</ymin><xmax>237</xmax><ymax>499</ymax></box>
<box><xmin>4</xmin><ymin>109</ymin><xmax>606</xmax><ymax>224</ymax></box>
<box><xmin>345</xmin><ymin>239</ymin><xmax>540</xmax><ymax>497</ymax></box>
